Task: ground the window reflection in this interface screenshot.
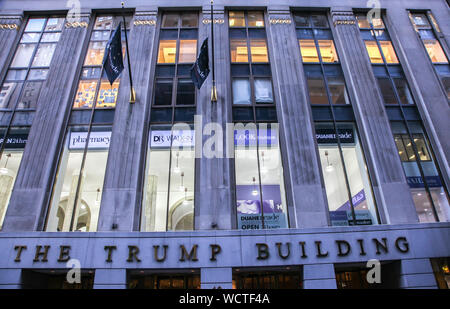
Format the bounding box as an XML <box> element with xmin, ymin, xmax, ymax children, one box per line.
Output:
<box><xmin>32</xmin><ymin>43</ymin><xmax>57</xmax><ymax>67</ymax></box>
<box><xmin>73</xmin><ymin>80</ymin><xmax>98</xmax><ymax>108</ymax></box>
<box><xmin>10</xmin><ymin>44</ymin><xmax>36</xmax><ymax>68</ymax></box>
<box><xmin>232</xmin><ymin>78</ymin><xmax>251</xmax><ymax>105</ymax></box>
<box><xmin>84</xmin><ymin>42</ymin><xmax>106</xmax><ymax>66</ymax></box>
<box><xmin>96</xmin><ymin>80</ymin><xmax>120</xmax><ymax>108</ymax></box>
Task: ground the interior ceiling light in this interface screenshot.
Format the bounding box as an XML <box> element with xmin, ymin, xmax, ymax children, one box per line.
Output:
<box><xmin>183</xmin><ymin>187</ymin><xmax>189</xmax><ymax>205</ymax></box>
<box><xmin>180</xmin><ymin>171</ymin><xmax>185</xmax><ymax>191</ymax></box>
<box><xmin>252</xmin><ymin>177</ymin><xmax>258</xmax><ymax>196</ymax></box>
<box><xmin>260</xmin><ymin>151</ymin><xmax>267</xmax><ymax>173</ymax></box>
<box><xmin>173</xmin><ymin>152</ymin><xmax>180</xmax><ymax>173</ymax></box>
<box><xmin>324</xmin><ymin>150</ymin><xmax>334</xmax><ymax>173</ymax></box>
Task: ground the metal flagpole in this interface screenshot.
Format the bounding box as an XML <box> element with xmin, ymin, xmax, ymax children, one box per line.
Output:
<box><xmin>121</xmin><ymin>2</ymin><xmax>136</xmax><ymax>103</ymax></box>
<box><xmin>210</xmin><ymin>0</ymin><xmax>217</xmax><ymax>102</ymax></box>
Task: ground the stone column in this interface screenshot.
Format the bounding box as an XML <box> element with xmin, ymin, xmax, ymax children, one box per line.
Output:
<box><xmin>201</xmin><ymin>267</ymin><xmax>233</xmax><ymax>289</ymax></box>
<box><xmin>0</xmin><ymin>14</ymin><xmax>22</xmax><ymax>79</ymax></box>
<box><xmin>399</xmin><ymin>259</ymin><xmax>438</xmax><ymax>289</ymax></box>
<box><xmin>330</xmin><ymin>8</ymin><xmax>418</xmax><ymax>224</ymax></box>
<box><xmin>303</xmin><ymin>263</ymin><xmax>337</xmax><ymax>289</ymax></box>
<box><xmin>97</xmin><ymin>9</ymin><xmax>157</xmax><ymax>232</ymax></box>
<box><xmin>2</xmin><ymin>12</ymin><xmax>91</xmax><ymax>231</ymax></box>
<box><xmin>93</xmin><ymin>269</ymin><xmax>127</xmax><ymax>289</ymax></box>
<box><xmin>0</xmin><ymin>269</ymin><xmax>21</xmax><ymax>289</ymax></box>
<box><xmin>266</xmin><ymin>7</ymin><xmax>329</xmax><ymax>228</ymax></box>
<box><xmin>194</xmin><ymin>6</ymin><xmax>235</xmax><ymax>230</ymax></box>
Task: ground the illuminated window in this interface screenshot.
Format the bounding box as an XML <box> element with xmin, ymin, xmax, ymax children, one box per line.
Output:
<box><xmin>423</xmin><ymin>40</ymin><xmax>448</xmax><ymax>63</ymax></box>
<box><xmin>379</xmin><ymin>41</ymin><xmax>399</xmax><ymax>63</ymax></box>
<box><xmin>230</xmin><ymin>39</ymin><xmax>249</xmax><ymax>63</ymax></box>
<box><xmin>248</xmin><ymin>11</ymin><xmax>264</xmax><ymax>27</ymax></box>
<box><xmin>392</xmin><ymin>122</ymin><xmax>450</xmax><ymax>223</ymax></box>
<box><xmin>299</xmin><ymin>40</ymin><xmax>319</xmax><ymax>62</ymax></box>
<box><xmin>250</xmin><ymin>39</ymin><xmax>268</xmax><ymax>62</ymax></box>
<box><xmin>318</xmin><ymin>40</ymin><xmax>339</xmax><ymax>62</ymax></box>
<box><xmin>84</xmin><ymin>42</ymin><xmax>106</xmax><ymax>66</ymax></box>
<box><xmin>365</xmin><ymin>41</ymin><xmax>383</xmax><ymax>63</ymax></box>
<box><xmin>158</xmin><ymin>40</ymin><xmax>177</xmax><ymax>63</ymax></box>
<box><xmin>229</xmin><ymin>11</ymin><xmax>245</xmax><ymax>27</ymax></box>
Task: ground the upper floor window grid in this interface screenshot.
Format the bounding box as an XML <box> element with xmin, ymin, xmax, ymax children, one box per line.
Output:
<box><xmin>72</xmin><ymin>15</ymin><xmax>131</xmax><ymax>110</ymax></box>
<box><xmin>295</xmin><ymin>13</ymin><xmax>339</xmax><ymax>64</ymax></box>
<box><xmin>356</xmin><ymin>14</ymin><xmax>398</xmax><ymax>64</ymax></box>
<box><xmin>151</xmin><ymin>12</ymin><xmax>199</xmax><ymax>124</ymax></box>
<box><xmin>0</xmin><ymin>17</ymin><xmax>64</xmax><ymax>110</ymax></box>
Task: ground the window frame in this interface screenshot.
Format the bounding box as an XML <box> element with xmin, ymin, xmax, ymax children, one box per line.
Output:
<box><xmin>152</xmin><ymin>11</ymin><xmax>199</xmax><ymax>124</ymax></box>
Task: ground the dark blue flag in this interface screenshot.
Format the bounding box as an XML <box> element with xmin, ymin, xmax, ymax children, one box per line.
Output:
<box><xmin>103</xmin><ymin>23</ymin><xmax>124</xmax><ymax>85</ymax></box>
<box><xmin>190</xmin><ymin>38</ymin><xmax>210</xmax><ymax>89</ymax></box>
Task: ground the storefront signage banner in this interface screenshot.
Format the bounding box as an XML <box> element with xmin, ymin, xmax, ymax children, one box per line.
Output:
<box><xmin>69</xmin><ymin>132</ymin><xmax>112</xmax><ymax>150</ymax></box>
<box><xmin>0</xmin><ymin>134</ymin><xmax>28</xmax><ymax>149</ymax></box>
<box><xmin>407</xmin><ymin>176</ymin><xmax>442</xmax><ymax>188</ymax></box>
<box><xmin>316</xmin><ymin>128</ymin><xmax>354</xmax><ymax>144</ymax></box>
<box><xmin>150</xmin><ymin>130</ymin><xmax>195</xmax><ymax>148</ymax></box>
<box><xmin>234</xmin><ymin>129</ymin><xmax>278</xmax><ymax>147</ymax></box>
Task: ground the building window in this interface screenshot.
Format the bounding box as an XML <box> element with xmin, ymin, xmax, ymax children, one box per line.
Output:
<box><xmin>22</xmin><ymin>270</ymin><xmax>94</xmax><ymax>289</ymax></box>
<box><xmin>152</xmin><ymin>12</ymin><xmax>198</xmax><ymax>123</ymax></box>
<box><xmin>431</xmin><ymin>258</ymin><xmax>450</xmax><ymax>289</ymax></box>
<box><xmin>408</xmin><ymin>11</ymin><xmax>450</xmax><ymax>100</ymax></box>
<box><xmin>295</xmin><ymin>12</ymin><xmax>349</xmax><ymax>106</ymax></box>
<box><xmin>229</xmin><ymin>11</ymin><xmax>276</xmax><ymax>122</ymax></box>
<box><xmin>46</xmin><ymin>126</ymin><xmax>112</xmax><ymax>232</ymax></box>
<box><xmin>316</xmin><ymin>123</ymin><xmax>378</xmax><ymax>226</ymax></box>
<box><xmin>0</xmin><ymin>127</ymin><xmax>28</xmax><ymax>230</ymax></box>
<box><xmin>391</xmin><ymin>122</ymin><xmax>449</xmax><ymax>223</ymax></box>
<box><xmin>232</xmin><ymin>268</ymin><xmax>302</xmax><ymax>289</ymax></box>
<box><xmin>234</xmin><ymin>124</ymin><xmax>288</xmax><ymax>230</ymax></box>
<box><xmin>142</xmin><ymin>126</ymin><xmax>195</xmax><ymax>231</ymax></box>
<box><xmin>356</xmin><ymin>15</ymin><xmax>398</xmax><ymax>64</ymax></box>
<box><xmin>357</xmin><ymin>14</ymin><xmax>415</xmax><ymax>106</ymax></box>
<box><xmin>0</xmin><ymin>17</ymin><xmax>64</xmax><ymax>110</ymax></box>
<box><xmin>128</xmin><ymin>272</ymin><xmax>200</xmax><ymax>289</ymax></box>
<box><xmin>72</xmin><ymin>15</ymin><xmax>131</xmax><ymax>109</ymax></box>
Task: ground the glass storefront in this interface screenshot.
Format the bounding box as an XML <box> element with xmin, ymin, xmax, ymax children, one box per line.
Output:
<box><xmin>234</xmin><ymin>124</ymin><xmax>288</xmax><ymax>230</ymax></box>
<box><xmin>128</xmin><ymin>272</ymin><xmax>200</xmax><ymax>289</ymax></box>
<box><xmin>46</xmin><ymin>127</ymin><xmax>111</xmax><ymax>232</ymax></box>
<box><xmin>142</xmin><ymin>126</ymin><xmax>195</xmax><ymax>231</ymax></box>
<box><xmin>391</xmin><ymin>122</ymin><xmax>450</xmax><ymax>222</ymax></box>
<box><xmin>315</xmin><ymin>123</ymin><xmax>378</xmax><ymax>226</ymax></box>
<box><xmin>0</xmin><ymin>128</ymin><xmax>28</xmax><ymax>229</ymax></box>
<box><xmin>232</xmin><ymin>267</ymin><xmax>302</xmax><ymax>289</ymax></box>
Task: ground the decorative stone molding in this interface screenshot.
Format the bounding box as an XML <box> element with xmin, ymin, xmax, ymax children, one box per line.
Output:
<box><xmin>269</xmin><ymin>18</ymin><xmax>292</xmax><ymax>25</ymax></box>
<box><xmin>134</xmin><ymin>19</ymin><xmax>156</xmax><ymax>26</ymax></box>
<box><xmin>133</xmin><ymin>11</ymin><xmax>157</xmax><ymax>26</ymax></box>
<box><xmin>331</xmin><ymin>10</ymin><xmax>357</xmax><ymax>27</ymax></box>
<box><xmin>65</xmin><ymin>21</ymin><xmax>88</xmax><ymax>28</ymax></box>
<box><xmin>202</xmin><ymin>18</ymin><xmax>225</xmax><ymax>24</ymax></box>
<box><xmin>0</xmin><ymin>23</ymin><xmax>19</xmax><ymax>30</ymax></box>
